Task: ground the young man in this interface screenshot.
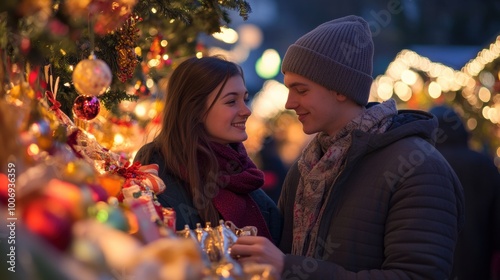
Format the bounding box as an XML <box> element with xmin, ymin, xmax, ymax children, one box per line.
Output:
<box><xmin>231</xmin><ymin>15</ymin><xmax>464</xmax><ymax>279</ymax></box>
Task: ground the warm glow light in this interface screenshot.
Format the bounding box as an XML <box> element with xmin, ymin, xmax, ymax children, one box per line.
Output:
<box><xmin>376</xmin><ymin>77</ymin><xmax>393</xmax><ymax>100</ymax></box>
<box><xmin>394</xmin><ymin>81</ymin><xmax>411</xmax><ymax>101</ymax></box>
<box><xmin>160</xmin><ymin>40</ymin><xmax>168</xmax><ymax>47</ymax></box>
<box><xmin>148</xmin><ymin>107</ymin><xmax>158</xmax><ymax>119</ymax></box>
<box><xmin>134</xmin><ymin>103</ymin><xmax>147</xmax><ymax>119</ymax></box>
<box><xmin>238</xmin><ymin>24</ymin><xmax>263</xmax><ymax>50</ymax></box>
<box><xmin>251</xmin><ymin>80</ymin><xmax>289</xmax><ymax>119</ymax></box>
<box><xmin>436</xmin><ymin>76</ymin><xmax>451</xmax><ymax>92</ymax></box>
<box><xmin>146</xmin><ymin>78</ymin><xmax>154</xmax><ymax>88</ymax></box>
<box><xmin>30</xmin><ymin>123</ymin><xmax>42</xmax><ymax>135</ymax></box>
<box><xmin>27</xmin><ymin>144</ymin><xmax>40</xmax><ymax>156</ymax></box>
<box><xmin>151</xmin><ymin>7</ymin><xmax>157</xmax><ymax>13</ymax></box>
<box><xmin>196</xmin><ymin>52</ymin><xmax>203</xmax><ymax>58</ymax></box>
<box><xmin>466</xmin><ymin>118</ymin><xmax>477</xmax><ymax>130</ymax></box>
<box><xmin>454</xmin><ymin>72</ymin><xmax>470</xmax><ymax>87</ymax></box>
<box><xmin>487</xmin><ymin>107</ymin><xmax>498</xmax><ymax>123</ymax></box>
<box><xmin>386</xmin><ymin>61</ymin><xmax>407</xmax><ymax>80</ymax></box>
<box><xmin>212</xmin><ymin>27</ymin><xmax>239</xmax><ymax>44</ymax></box>
<box><xmin>419</xmin><ymin>57</ymin><xmax>432</xmax><ymax>72</ymax></box>
<box><xmin>428</xmin><ymin>81</ymin><xmax>442</xmax><ymax>99</ymax></box>
<box><xmin>478</xmin><ymin>87</ymin><xmax>491</xmax><ymax>103</ymax></box>
<box><xmin>467</xmin><ymin>61</ymin><xmax>482</xmax><ymax>76</ymax></box>
<box><xmin>428</xmin><ymin>64</ymin><xmax>439</xmax><ymax>78</ymax></box>
<box><xmin>114</xmin><ymin>133</ymin><xmax>124</xmax><ymax>145</ymax></box>
<box><xmin>482</xmin><ymin>106</ymin><xmax>490</xmax><ymax>119</ymax></box>
<box><xmin>134</xmin><ymin>47</ymin><xmax>142</xmax><ymax>56</ymax></box>
<box><xmin>401</xmin><ymin>69</ymin><xmax>418</xmax><ymax>85</ymax></box>
<box><xmin>147</xmin><ymin>59</ymin><xmax>160</xmax><ymax>68</ymax></box>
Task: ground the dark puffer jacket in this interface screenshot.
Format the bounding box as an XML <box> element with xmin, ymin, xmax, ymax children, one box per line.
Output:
<box><xmin>278</xmin><ymin>109</ymin><xmax>465</xmax><ymax>279</ymax></box>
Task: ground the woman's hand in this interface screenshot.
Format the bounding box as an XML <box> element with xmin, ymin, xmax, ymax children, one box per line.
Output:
<box><xmin>230</xmin><ymin>236</ymin><xmax>285</xmax><ymax>275</ymax></box>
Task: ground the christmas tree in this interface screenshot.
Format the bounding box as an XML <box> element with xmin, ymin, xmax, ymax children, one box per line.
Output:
<box><xmin>0</xmin><ymin>1</ymin><xmax>284</xmax><ymax>279</ymax></box>
<box><xmin>1</xmin><ymin>0</ymin><xmax>254</xmax><ymax>156</ymax></box>
<box><xmin>1</xmin><ymin>0</ymin><xmax>251</xmax><ymax>116</ymax></box>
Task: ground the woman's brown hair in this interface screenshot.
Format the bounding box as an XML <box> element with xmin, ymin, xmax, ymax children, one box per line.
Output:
<box><xmin>137</xmin><ymin>56</ymin><xmax>244</xmax><ymax>224</ymax></box>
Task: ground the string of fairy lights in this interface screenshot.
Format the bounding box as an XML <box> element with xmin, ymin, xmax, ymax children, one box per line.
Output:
<box><xmin>368</xmin><ymin>36</ymin><xmax>500</xmax><ymax>168</ymax></box>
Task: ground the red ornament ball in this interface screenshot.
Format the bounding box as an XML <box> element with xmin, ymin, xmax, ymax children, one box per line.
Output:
<box><xmin>73</xmin><ymin>95</ymin><xmax>100</xmax><ymax>120</ymax></box>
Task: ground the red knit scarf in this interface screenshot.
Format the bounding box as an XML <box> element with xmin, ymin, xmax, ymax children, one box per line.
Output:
<box><xmin>208</xmin><ymin>142</ymin><xmax>272</xmax><ymax>240</ymax></box>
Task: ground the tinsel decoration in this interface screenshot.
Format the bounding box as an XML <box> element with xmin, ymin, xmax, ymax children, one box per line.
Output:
<box><xmin>115</xmin><ymin>14</ymin><xmax>141</xmax><ymax>83</ymax></box>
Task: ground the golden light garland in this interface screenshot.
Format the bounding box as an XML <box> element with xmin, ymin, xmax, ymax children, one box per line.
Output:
<box><xmin>369</xmin><ymin>36</ymin><xmax>500</xmax><ymax>168</ymax></box>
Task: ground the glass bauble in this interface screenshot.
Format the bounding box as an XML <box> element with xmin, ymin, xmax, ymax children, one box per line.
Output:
<box><xmin>72</xmin><ymin>95</ymin><xmax>100</xmax><ymax>120</ymax></box>
<box><xmin>72</xmin><ymin>55</ymin><xmax>112</xmax><ymax>96</ymax></box>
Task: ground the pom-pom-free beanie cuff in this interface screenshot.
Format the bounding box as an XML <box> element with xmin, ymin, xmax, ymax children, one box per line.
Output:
<box><xmin>282</xmin><ymin>44</ymin><xmax>373</xmax><ymax>106</ymax></box>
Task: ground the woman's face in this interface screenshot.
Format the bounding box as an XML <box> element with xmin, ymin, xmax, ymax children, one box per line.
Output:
<box><xmin>204</xmin><ymin>75</ymin><xmax>251</xmax><ymax>144</ymax></box>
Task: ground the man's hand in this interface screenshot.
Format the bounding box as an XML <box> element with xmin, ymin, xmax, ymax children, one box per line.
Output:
<box><xmin>230</xmin><ymin>236</ymin><xmax>285</xmax><ymax>275</ymax></box>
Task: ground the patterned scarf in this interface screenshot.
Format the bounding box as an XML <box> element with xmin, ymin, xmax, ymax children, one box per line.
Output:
<box><xmin>209</xmin><ymin>142</ymin><xmax>273</xmax><ymax>240</ymax></box>
<box><xmin>292</xmin><ymin>99</ymin><xmax>397</xmax><ymax>256</ymax></box>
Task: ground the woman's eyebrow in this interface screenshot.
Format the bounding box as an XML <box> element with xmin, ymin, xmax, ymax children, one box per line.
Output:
<box><xmin>221</xmin><ymin>91</ymin><xmax>247</xmax><ymax>98</ymax></box>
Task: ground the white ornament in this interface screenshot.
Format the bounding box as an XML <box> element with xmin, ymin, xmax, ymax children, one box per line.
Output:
<box><xmin>72</xmin><ymin>54</ymin><xmax>112</xmax><ymax>96</ymax></box>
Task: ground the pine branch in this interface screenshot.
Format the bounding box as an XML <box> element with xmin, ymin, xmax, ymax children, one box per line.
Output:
<box><xmin>1</xmin><ymin>0</ymin><xmax>252</xmax><ymax>115</ymax></box>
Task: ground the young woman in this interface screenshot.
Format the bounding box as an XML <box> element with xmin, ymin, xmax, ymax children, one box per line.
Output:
<box><xmin>134</xmin><ymin>56</ymin><xmax>281</xmax><ymax>244</ymax></box>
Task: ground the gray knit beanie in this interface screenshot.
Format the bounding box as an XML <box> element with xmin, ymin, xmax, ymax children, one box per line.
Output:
<box><xmin>282</xmin><ymin>15</ymin><xmax>374</xmax><ymax>106</ymax></box>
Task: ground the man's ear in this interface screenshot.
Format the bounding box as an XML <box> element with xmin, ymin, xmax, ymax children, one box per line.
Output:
<box><xmin>333</xmin><ymin>91</ymin><xmax>348</xmax><ymax>102</ymax></box>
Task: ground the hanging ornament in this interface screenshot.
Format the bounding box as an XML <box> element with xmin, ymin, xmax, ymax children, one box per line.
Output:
<box><xmin>72</xmin><ymin>54</ymin><xmax>112</xmax><ymax>96</ymax></box>
<box><xmin>115</xmin><ymin>14</ymin><xmax>141</xmax><ymax>83</ymax></box>
<box><xmin>72</xmin><ymin>95</ymin><xmax>101</xmax><ymax>120</ymax></box>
